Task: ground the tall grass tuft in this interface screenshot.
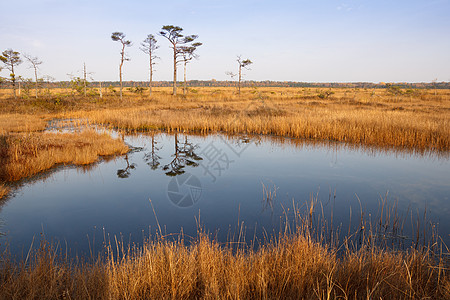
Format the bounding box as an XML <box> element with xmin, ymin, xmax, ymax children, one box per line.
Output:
<box><xmin>0</xmin><ymin>130</ymin><xmax>128</xmax><ymax>182</ymax></box>
<box><xmin>0</xmin><ymin>184</ymin><xmax>8</xmax><ymax>199</ymax></box>
<box><xmin>0</xmin><ymin>208</ymin><xmax>448</xmax><ymax>299</ymax></box>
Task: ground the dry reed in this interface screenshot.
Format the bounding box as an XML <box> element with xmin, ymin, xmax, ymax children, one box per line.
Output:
<box><xmin>0</xmin><ymin>225</ymin><xmax>448</xmax><ymax>299</ymax></box>
<box><xmin>0</xmin><ymin>114</ymin><xmax>47</xmax><ymax>135</ymax></box>
<box><xmin>0</xmin><ymin>130</ymin><xmax>128</xmax><ymax>182</ymax></box>
<box><xmin>1</xmin><ymin>87</ymin><xmax>449</xmax><ymax>152</ymax></box>
<box><xmin>51</xmin><ymin>87</ymin><xmax>449</xmax><ymax>152</ymax></box>
<box><xmin>0</xmin><ymin>184</ymin><xmax>8</xmax><ymax>199</ymax></box>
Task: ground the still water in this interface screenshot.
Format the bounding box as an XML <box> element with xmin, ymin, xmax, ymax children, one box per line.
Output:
<box><xmin>1</xmin><ymin>132</ymin><xmax>449</xmax><ymax>256</ymax></box>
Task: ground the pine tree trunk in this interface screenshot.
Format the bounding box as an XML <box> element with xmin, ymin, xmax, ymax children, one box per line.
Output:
<box><xmin>11</xmin><ymin>64</ymin><xmax>16</xmax><ymax>99</ymax></box>
<box><xmin>238</xmin><ymin>65</ymin><xmax>242</xmax><ymax>95</ymax></box>
<box><xmin>83</xmin><ymin>63</ymin><xmax>87</xmax><ymax>97</ymax></box>
<box><xmin>173</xmin><ymin>47</ymin><xmax>177</xmax><ymax>96</ymax></box>
<box><xmin>34</xmin><ymin>68</ymin><xmax>38</xmax><ymax>99</ymax></box>
<box><xmin>119</xmin><ymin>44</ymin><xmax>125</xmax><ymax>101</ymax></box>
<box><xmin>149</xmin><ymin>55</ymin><xmax>153</xmax><ymax>97</ymax></box>
<box><xmin>119</xmin><ymin>63</ymin><xmax>123</xmax><ymax>100</ymax></box>
<box><xmin>183</xmin><ymin>61</ymin><xmax>187</xmax><ymax>95</ymax></box>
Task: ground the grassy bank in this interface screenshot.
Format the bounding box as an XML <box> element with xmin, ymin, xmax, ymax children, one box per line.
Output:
<box><xmin>0</xmin><ymin>229</ymin><xmax>448</xmax><ymax>299</ymax></box>
<box><xmin>4</xmin><ymin>86</ymin><xmax>444</xmax><ymax>152</ymax></box>
<box><xmin>0</xmin><ymin>130</ymin><xmax>129</xmax><ymax>182</ymax></box>
<box><xmin>0</xmin><ymin>114</ymin><xmax>129</xmax><ymax>199</ymax></box>
<box><xmin>0</xmin><ymin>184</ymin><xmax>7</xmax><ymax>199</ymax></box>
<box><xmin>1</xmin><ymin>87</ymin><xmax>449</xmax><ymax>153</ymax></box>
<box><xmin>80</xmin><ymin>102</ymin><xmax>448</xmax><ymax>152</ymax></box>
<box><xmin>0</xmin><ymin>114</ymin><xmax>48</xmax><ymax>134</ymax></box>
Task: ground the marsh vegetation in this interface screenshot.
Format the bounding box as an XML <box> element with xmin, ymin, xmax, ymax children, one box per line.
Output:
<box><xmin>2</xmin><ymin>86</ymin><xmax>448</xmax><ymax>152</ymax></box>
<box><xmin>1</xmin><ymin>224</ymin><xmax>448</xmax><ymax>299</ymax></box>
<box><xmin>0</xmin><ymin>86</ymin><xmax>449</xmax><ymax>299</ymax></box>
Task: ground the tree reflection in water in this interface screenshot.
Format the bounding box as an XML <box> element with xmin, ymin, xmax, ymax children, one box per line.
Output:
<box><xmin>162</xmin><ymin>133</ymin><xmax>203</xmax><ymax>176</ymax></box>
<box><xmin>116</xmin><ymin>154</ymin><xmax>136</xmax><ymax>178</ymax></box>
<box><xmin>118</xmin><ymin>133</ymin><xmax>203</xmax><ymax>178</ymax></box>
<box><xmin>143</xmin><ymin>134</ymin><xmax>161</xmax><ymax>170</ymax></box>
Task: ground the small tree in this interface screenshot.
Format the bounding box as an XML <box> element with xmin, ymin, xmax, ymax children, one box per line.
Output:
<box><xmin>159</xmin><ymin>25</ymin><xmax>200</xmax><ymax>96</ymax></box>
<box><xmin>68</xmin><ymin>64</ymin><xmax>93</xmax><ymax>97</ymax></box>
<box><xmin>0</xmin><ymin>66</ymin><xmax>5</xmax><ymax>88</ymax></box>
<box><xmin>42</xmin><ymin>75</ymin><xmax>55</xmax><ymax>88</ymax></box>
<box><xmin>431</xmin><ymin>78</ymin><xmax>438</xmax><ymax>96</ymax></box>
<box><xmin>140</xmin><ymin>34</ymin><xmax>159</xmax><ymax>97</ymax></box>
<box><xmin>82</xmin><ymin>63</ymin><xmax>95</xmax><ymax>97</ymax></box>
<box><xmin>23</xmin><ymin>53</ymin><xmax>43</xmax><ymax>99</ymax></box>
<box><xmin>18</xmin><ymin>77</ymin><xmax>33</xmax><ymax>98</ymax></box>
<box><xmin>111</xmin><ymin>32</ymin><xmax>132</xmax><ymax>100</ymax></box>
<box><xmin>69</xmin><ymin>76</ymin><xmax>85</xmax><ymax>96</ymax></box>
<box><xmin>236</xmin><ymin>56</ymin><xmax>252</xmax><ymax>95</ymax></box>
<box><xmin>225</xmin><ymin>71</ymin><xmax>237</xmax><ymax>90</ymax></box>
<box><xmin>0</xmin><ymin>49</ymin><xmax>23</xmax><ymax>99</ymax></box>
<box><xmin>180</xmin><ymin>42</ymin><xmax>202</xmax><ymax>95</ymax></box>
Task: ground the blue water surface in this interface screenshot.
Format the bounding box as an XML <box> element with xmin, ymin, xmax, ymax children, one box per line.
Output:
<box><xmin>1</xmin><ymin>132</ymin><xmax>449</xmax><ymax>257</ymax></box>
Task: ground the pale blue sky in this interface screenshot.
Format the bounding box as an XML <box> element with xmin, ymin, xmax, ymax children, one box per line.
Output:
<box><xmin>1</xmin><ymin>0</ymin><xmax>449</xmax><ymax>82</ymax></box>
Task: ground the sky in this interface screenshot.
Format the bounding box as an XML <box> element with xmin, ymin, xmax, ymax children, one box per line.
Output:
<box><xmin>1</xmin><ymin>0</ymin><xmax>449</xmax><ymax>83</ymax></box>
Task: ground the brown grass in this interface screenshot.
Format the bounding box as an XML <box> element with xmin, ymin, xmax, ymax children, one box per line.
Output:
<box><xmin>0</xmin><ymin>184</ymin><xmax>8</xmax><ymax>199</ymax></box>
<box><xmin>0</xmin><ymin>229</ymin><xmax>448</xmax><ymax>299</ymax></box>
<box><xmin>44</xmin><ymin>86</ymin><xmax>449</xmax><ymax>153</ymax></box>
<box><xmin>0</xmin><ymin>130</ymin><xmax>128</xmax><ymax>182</ymax></box>
<box><xmin>1</xmin><ymin>87</ymin><xmax>449</xmax><ymax>153</ymax></box>
<box><xmin>0</xmin><ymin>114</ymin><xmax>47</xmax><ymax>134</ymax></box>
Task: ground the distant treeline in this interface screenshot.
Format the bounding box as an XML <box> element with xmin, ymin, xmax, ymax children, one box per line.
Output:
<box><xmin>2</xmin><ymin>80</ymin><xmax>449</xmax><ymax>89</ymax></box>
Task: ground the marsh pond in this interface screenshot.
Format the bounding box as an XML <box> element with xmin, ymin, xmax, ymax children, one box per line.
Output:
<box><xmin>1</xmin><ymin>130</ymin><xmax>449</xmax><ymax>257</ymax></box>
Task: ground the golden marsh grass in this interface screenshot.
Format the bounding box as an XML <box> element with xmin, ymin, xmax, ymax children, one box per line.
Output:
<box><xmin>0</xmin><ymin>184</ymin><xmax>7</xmax><ymax>199</ymax></box>
<box><xmin>0</xmin><ymin>114</ymin><xmax>47</xmax><ymax>135</ymax></box>
<box><xmin>1</xmin><ymin>86</ymin><xmax>449</xmax><ymax>153</ymax></box>
<box><xmin>0</xmin><ymin>130</ymin><xmax>129</xmax><ymax>182</ymax></box>
<box><xmin>45</xmin><ymin>86</ymin><xmax>450</xmax><ymax>152</ymax></box>
<box><xmin>0</xmin><ymin>227</ymin><xmax>448</xmax><ymax>299</ymax></box>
